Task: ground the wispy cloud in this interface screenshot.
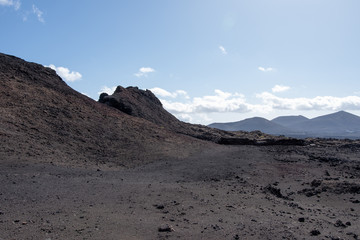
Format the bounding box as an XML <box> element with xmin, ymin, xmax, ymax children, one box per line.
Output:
<box><xmin>98</xmin><ymin>86</ymin><xmax>117</xmax><ymax>95</ymax></box>
<box><xmin>32</xmin><ymin>4</ymin><xmax>44</xmax><ymax>23</ymax></box>
<box><xmin>0</xmin><ymin>0</ymin><xmax>20</xmax><ymax>10</ymax></box>
<box><xmin>134</xmin><ymin>67</ymin><xmax>155</xmax><ymax>78</ymax></box>
<box><xmin>272</xmin><ymin>85</ymin><xmax>290</xmax><ymax>93</ymax></box>
<box><xmin>150</xmin><ymin>87</ymin><xmax>189</xmax><ymax>99</ymax></box>
<box><xmin>219</xmin><ymin>45</ymin><xmax>227</xmax><ymax>55</ymax></box>
<box><xmin>47</xmin><ymin>64</ymin><xmax>82</xmax><ymax>82</ymax></box>
<box><xmin>258</xmin><ymin>66</ymin><xmax>275</xmax><ymax>72</ymax></box>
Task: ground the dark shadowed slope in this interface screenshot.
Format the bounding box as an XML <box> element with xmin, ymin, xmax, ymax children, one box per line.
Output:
<box><xmin>209</xmin><ymin>117</ymin><xmax>296</xmax><ymax>136</ymax></box>
<box><xmin>0</xmin><ymin>53</ymin><xmax>208</xmax><ymax>167</ymax></box>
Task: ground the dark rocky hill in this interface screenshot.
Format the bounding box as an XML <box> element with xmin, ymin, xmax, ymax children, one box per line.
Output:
<box><xmin>0</xmin><ymin>53</ymin><xmax>210</xmax><ymax>167</ymax></box>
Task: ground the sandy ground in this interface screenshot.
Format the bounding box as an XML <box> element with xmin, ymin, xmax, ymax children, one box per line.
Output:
<box><xmin>0</xmin><ymin>144</ymin><xmax>359</xmax><ymax>240</ymax></box>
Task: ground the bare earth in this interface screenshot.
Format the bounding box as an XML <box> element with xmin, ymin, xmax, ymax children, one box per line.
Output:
<box><xmin>1</xmin><ymin>143</ymin><xmax>359</xmax><ymax>240</ymax></box>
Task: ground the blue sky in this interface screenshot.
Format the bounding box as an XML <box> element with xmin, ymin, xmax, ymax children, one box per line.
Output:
<box><xmin>1</xmin><ymin>0</ymin><xmax>360</xmax><ymax>124</ymax></box>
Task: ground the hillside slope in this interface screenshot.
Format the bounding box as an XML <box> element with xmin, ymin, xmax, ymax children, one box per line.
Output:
<box><xmin>0</xmin><ymin>53</ymin><xmax>207</xmax><ymax>167</ymax></box>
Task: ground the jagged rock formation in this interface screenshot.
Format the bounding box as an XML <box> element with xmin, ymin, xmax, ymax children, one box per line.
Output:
<box><xmin>99</xmin><ymin>86</ymin><xmax>179</xmax><ymax>127</ymax></box>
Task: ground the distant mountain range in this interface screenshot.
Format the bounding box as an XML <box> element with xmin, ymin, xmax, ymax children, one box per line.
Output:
<box><xmin>209</xmin><ymin>111</ymin><xmax>360</xmax><ymax>139</ymax></box>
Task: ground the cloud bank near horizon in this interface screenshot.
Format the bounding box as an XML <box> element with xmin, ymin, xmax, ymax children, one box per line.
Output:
<box><xmin>151</xmin><ymin>87</ymin><xmax>360</xmax><ymax>122</ymax></box>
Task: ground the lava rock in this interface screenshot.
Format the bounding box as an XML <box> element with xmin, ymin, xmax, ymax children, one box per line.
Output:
<box><xmin>158</xmin><ymin>224</ymin><xmax>174</xmax><ymax>232</ymax></box>
<box><xmin>310</xmin><ymin>229</ymin><xmax>321</xmax><ymax>236</ymax></box>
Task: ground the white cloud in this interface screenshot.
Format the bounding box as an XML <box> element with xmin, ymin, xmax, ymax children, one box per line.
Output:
<box><xmin>134</xmin><ymin>67</ymin><xmax>155</xmax><ymax>78</ymax></box>
<box><xmin>272</xmin><ymin>85</ymin><xmax>290</xmax><ymax>93</ymax></box>
<box><xmin>98</xmin><ymin>86</ymin><xmax>117</xmax><ymax>95</ymax></box>
<box><xmin>0</xmin><ymin>0</ymin><xmax>12</xmax><ymax>6</ymax></box>
<box><xmin>257</xmin><ymin>92</ymin><xmax>360</xmax><ymax>111</ymax></box>
<box><xmin>258</xmin><ymin>66</ymin><xmax>275</xmax><ymax>72</ymax></box>
<box><xmin>32</xmin><ymin>4</ymin><xmax>44</xmax><ymax>23</ymax></box>
<box><xmin>219</xmin><ymin>45</ymin><xmax>227</xmax><ymax>55</ymax></box>
<box><xmin>0</xmin><ymin>0</ymin><xmax>20</xmax><ymax>10</ymax></box>
<box><xmin>161</xmin><ymin>89</ymin><xmax>251</xmax><ymax>114</ymax></box>
<box><xmin>47</xmin><ymin>64</ymin><xmax>82</xmax><ymax>82</ymax></box>
<box><xmin>149</xmin><ymin>87</ymin><xmax>173</xmax><ymax>98</ymax></box>
<box><xmin>150</xmin><ymin>87</ymin><xmax>189</xmax><ymax>99</ymax></box>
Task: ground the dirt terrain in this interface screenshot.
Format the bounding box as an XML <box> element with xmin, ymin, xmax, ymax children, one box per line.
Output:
<box><xmin>1</xmin><ymin>53</ymin><xmax>359</xmax><ymax>239</ymax></box>
<box><xmin>1</xmin><ymin>142</ymin><xmax>359</xmax><ymax>240</ymax></box>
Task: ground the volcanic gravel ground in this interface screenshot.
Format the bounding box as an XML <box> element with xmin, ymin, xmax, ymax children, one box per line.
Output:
<box><xmin>1</xmin><ymin>144</ymin><xmax>359</xmax><ymax>240</ymax></box>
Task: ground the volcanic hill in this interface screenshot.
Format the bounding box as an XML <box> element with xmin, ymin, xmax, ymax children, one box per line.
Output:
<box><xmin>0</xmin><ymin>53</ymin><xmax>212</xmax><ymax>167</ymax></box>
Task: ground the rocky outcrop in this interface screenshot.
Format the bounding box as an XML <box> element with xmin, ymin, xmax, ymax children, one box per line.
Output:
<box><xmin>99</xmin><ymin>86</ymin><xmax>178</xmax><ymax>126</ymax></box>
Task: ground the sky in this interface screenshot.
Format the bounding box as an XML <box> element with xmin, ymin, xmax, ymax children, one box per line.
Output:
<box><xmin>1</xmin><ymin>0</ymin><xmax>360</xmax><ymax>124</ymax></box>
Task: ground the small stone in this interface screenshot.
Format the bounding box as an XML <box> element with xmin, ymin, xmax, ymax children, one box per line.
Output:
<box><xmin>158</xmin><ymin>224</ymin><xmax>174</xmax><ymax>232</ymax></box>
<box><xmin>298</xmin><ymin>217</ymin><xmax>305</xmax><ymax>222</ymax></box>
<box><xmin>310</xmin><ymin>179</ymin><xmax>322</xmax><ymax>188</ymax></box>
<box><xmin>334</xmin><ymin>220</ymin><xmax>347</xmax><ymax>228</ymax></box>
<box><xmin>155</xmin><ymin>204</ymin><xmax>164</xmax><ymax>210</ymax></box>
<box><xmin>310</xmin><ymin>229</ymin><xmax>321</xmax><ymax>236</ymax></box>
